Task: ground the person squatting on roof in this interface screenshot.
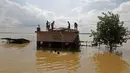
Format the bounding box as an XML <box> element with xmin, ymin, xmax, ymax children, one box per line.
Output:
<box><xmin>37</xmin><ymin>24</ymin><xmax>41</xmax><ymax>31</ymax></box>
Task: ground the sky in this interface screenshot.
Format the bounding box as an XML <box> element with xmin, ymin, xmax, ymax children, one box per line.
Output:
<box><xmin>0</xmin><ymin>0</ymin><xmax>130</xmax><ymax>33</ymax></box>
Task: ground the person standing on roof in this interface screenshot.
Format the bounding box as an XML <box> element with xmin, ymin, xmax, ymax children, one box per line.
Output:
<box><xmin>51</xmin><ymin>21</ymin><xmax>55</xmax><ymax>30</ymax></box>
<box><xmin>46</xmin><ymin>21</ymin><xmax>49</xmax><ymax>30</ymax></box>
<box><xmin>67</xmin><ymin>21</ymin><xmax>70</xmax><ymax>29</ymax></box>
<box><xmin>74</xmin><ymin>22</ymin><xmax>78</xmax><ymax>30</ymax></box>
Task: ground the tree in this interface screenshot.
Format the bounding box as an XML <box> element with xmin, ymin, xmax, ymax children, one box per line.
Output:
<box><xmin>91</xmin><ymin>12</ymin><xmax>128</xmax><ymax>53</ymax></box>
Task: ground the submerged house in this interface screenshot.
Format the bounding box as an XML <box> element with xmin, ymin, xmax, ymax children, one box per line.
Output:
<box><xmin>35</xmin><ymin>21</ymin><xmax>80</xmax><ymax>51</ymax></box>
<box><xmin>1</xmin><ymin>38</ymin><xmax>30</xmax><ymax>44</ymax></box>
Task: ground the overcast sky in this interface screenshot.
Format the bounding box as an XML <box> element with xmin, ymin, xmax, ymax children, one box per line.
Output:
<box><xmin>0</xmin><ymin>0</ymin><xmax>130</xmax><ymax>33</ymax></box>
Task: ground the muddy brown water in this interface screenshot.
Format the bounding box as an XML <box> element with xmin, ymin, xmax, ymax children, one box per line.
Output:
<box><xmin>0</xmin><ymin>33</ymin><xmax>130</xmax><ymax>73</ymax></box>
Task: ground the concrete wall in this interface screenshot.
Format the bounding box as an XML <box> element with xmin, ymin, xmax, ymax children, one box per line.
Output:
<box><xmin>36</xmin><ymin>31</ymin><xmax>79</xmax><ymax>42</ymax></box>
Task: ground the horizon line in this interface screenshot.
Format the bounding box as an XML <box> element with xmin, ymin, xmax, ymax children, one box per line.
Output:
<box><xmin>0</xmin><ymin>32</ymin><xmax>91</xmax><ymax>34</ymax></box>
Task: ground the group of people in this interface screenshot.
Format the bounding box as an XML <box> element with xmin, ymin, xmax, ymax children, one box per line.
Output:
<box><xmin>45</xmin><ymin>21</ymin><xmax>78</xmax><ymax>31</ymax></box>
<box><xmin>67</xmin><ymin>21</ymin><xmax>78</xmax><ymax>29</ymax></box>
<box><xmin>46</xmin><ymin>21</ymin><xmax>55</xmax><ymax>30</ymax></box>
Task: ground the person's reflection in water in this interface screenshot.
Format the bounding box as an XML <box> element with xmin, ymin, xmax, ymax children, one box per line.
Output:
<box><xmin>36</xmin><ymin>51</ymin><xmax>80</xmax><ymax>73</ymax></box>
<box><xmin>92</xmin><ymin>52</ymin><xmax>130</xmax><ymax>73</ymax></box>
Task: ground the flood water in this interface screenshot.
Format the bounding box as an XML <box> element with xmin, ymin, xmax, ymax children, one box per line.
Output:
<box><xmin>0</xmin><ymin>33</ymin><xmax>130</xmax><ymax>73</ymax></box>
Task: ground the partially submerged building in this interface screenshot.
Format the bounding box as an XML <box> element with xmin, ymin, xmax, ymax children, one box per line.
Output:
<box><xmin>1</xmin><ymin>38</ymin><xmax>30</xmax><ymax>44</ymax></box>
<box><xmin>35</xmin><ymin>21</ymin><xmax>80</xmax><ymax>51</ymax></box>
